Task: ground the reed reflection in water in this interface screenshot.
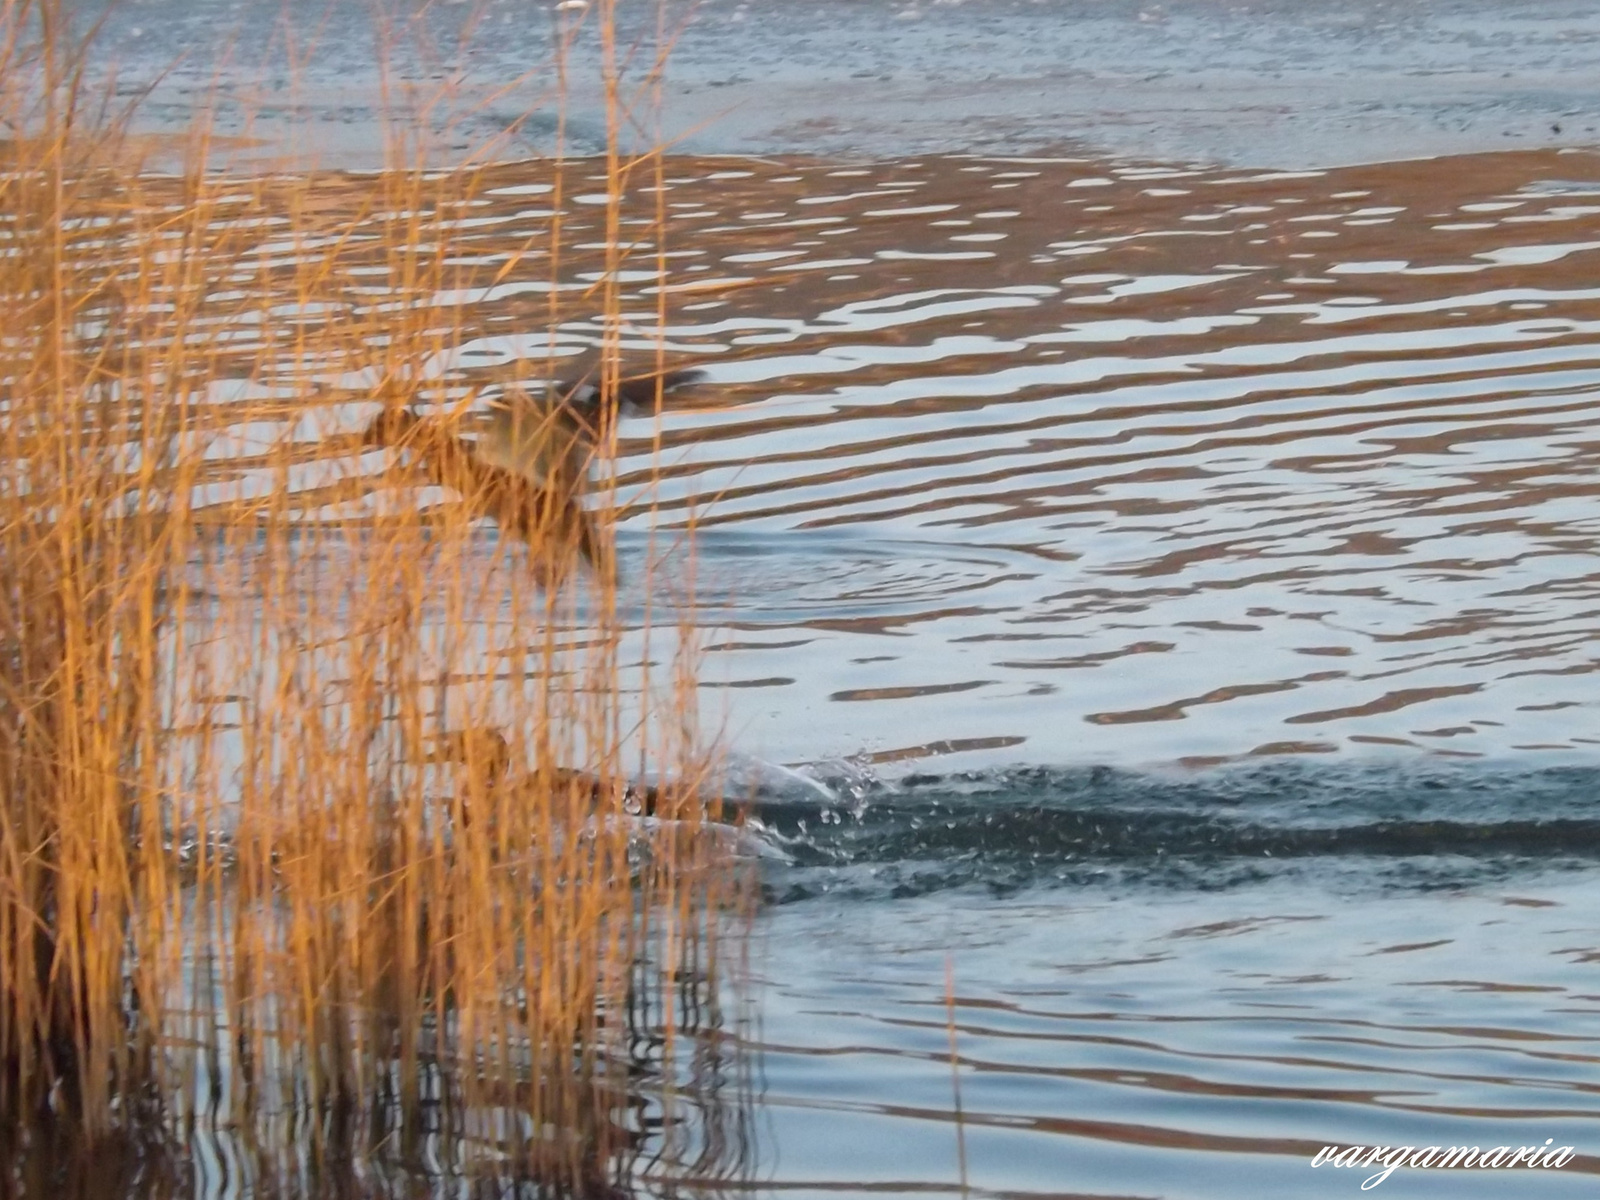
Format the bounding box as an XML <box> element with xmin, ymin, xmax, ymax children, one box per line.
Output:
<box><xmin>4</xmin><ymin>946</ymin><xmax>756</xmax><ymax>1200</ymax></box>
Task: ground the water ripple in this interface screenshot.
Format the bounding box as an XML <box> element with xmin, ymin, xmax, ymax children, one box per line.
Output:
<box><xmin>134</xmin><ymin>148</ymin><xmax>1600</xmax><ymax>771</ymax></box>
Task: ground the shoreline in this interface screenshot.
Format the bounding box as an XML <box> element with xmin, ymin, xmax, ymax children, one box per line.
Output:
<box><xmin>86</xmin><ymin>0</ymin><xmax>1600</xmax><ymax>172</ymax></box>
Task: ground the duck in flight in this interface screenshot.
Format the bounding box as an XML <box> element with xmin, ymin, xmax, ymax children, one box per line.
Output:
<box><xmin>363</xmin><ymin>351</ymin><xmax>705</xmax><ymax>585</ymax></box>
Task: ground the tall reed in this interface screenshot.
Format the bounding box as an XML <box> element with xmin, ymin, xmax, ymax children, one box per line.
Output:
<box><xmin>0</xmin><ymin>0</ymin><xmax>748</xmax><ymax>1191</ymax></box>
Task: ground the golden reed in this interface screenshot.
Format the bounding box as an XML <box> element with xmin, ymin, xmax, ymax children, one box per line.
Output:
<box><xmin>0</xmin><ymin>1</ymin><xmax>750</xmax><ymax>1192</ymax></box>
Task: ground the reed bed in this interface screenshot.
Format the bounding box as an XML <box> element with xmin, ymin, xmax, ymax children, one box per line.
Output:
<box><xmin>0</xmin><ymin>1</ymin><xmax>751</xmax><ymax>1193</ymax></box>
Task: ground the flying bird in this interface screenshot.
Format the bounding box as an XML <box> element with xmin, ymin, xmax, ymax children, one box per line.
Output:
<box><xmin>470</xmin><ymin>349</ymin><xmax>705</xmax><ymax>493</ymax></box>
<box><xmin>362</xmin><ymin>352</ymin><xmax>704</xmax><ymax>586</ymax></box>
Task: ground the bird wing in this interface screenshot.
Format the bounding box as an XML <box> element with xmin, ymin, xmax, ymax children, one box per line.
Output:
<box><xmin>544</xmin><ymin>347</ymin><xmax>706</xmax><ymax>416</ymax></box>
<box><xmin>365</xmin><ymin>405</ymin><xmax>612</xmax><ymax>586</ymax></box>
<box><xmin>475</xmin><ymin>400</ymin><xmax>592</xmax><ymax>492</ymax></box>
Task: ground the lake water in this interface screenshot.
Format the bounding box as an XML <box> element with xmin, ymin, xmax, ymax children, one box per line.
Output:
<box><xmin>163</xmin><ymin>145</ymin><xmax>1600</xmax><ymax>1195</ymax></box>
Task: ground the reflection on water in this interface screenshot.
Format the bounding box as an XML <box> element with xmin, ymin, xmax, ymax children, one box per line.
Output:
<box><xmin>7</xmin><ymin>948</ymin><xmax>757</xmax><ymax>1199</ymax></box>
<box><xmin>750</xmin><ymin>877</ymin><xmax>1600</xmax><ymax>1198</ymax></box>
<box><xmin>116</xmin><ymin>146</ymin><xmax>1600</xmax><ymax>1196</ymax></box>
<box><xmin>205</xmin><ymin>146</ymin><xmax>1600</xmax><ymax>772</ymax></box>
<box><xmin>612</xmin><ymin>149</ymin><xmax>1600</xmax><ymax>770</ymax></box>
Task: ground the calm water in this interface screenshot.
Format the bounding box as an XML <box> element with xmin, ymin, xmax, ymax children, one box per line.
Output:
<box><xmin>188</xmin><ymin>146</ymin><xmax>1600</xmax><ymax>1196</ymax></box>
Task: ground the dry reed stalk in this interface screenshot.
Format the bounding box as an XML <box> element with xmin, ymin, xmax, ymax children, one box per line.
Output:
<box><xmin>946</xmin><ymin>953</ymin><xmax>970</xmax><ymax>1197</ymax></box>
<box><xmin>0</xmin><ymin>0</ymin><xmax>752</xmax><ymax>1191</ymax></box>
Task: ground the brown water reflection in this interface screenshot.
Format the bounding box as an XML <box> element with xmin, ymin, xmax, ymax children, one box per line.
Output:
<box><xmin>218</xmin><ymin>146</ymin><xmax>1600</xmax><ymax>772</ymax></box>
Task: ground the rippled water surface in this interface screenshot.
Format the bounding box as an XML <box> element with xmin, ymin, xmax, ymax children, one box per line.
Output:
<box><xmin>744</xmin><ymin>875</ymin><xmax>1600</xmax><ymax>1198</ymax></box>
<box><xmin>242</xmin><ymin>146</ymin><xmax>1600</xmax><ymax>772</ymax></box>
<box><xmin>190</xmin><ymin>146</ymin><xmax>1600</xmax><ymax>1196</ymax></box>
